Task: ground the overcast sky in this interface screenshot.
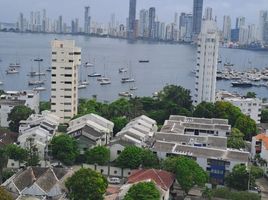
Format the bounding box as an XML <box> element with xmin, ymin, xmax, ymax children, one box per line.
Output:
<box><xmin>0</xmin><ymin>0</ymin><xmax>266</xmax><ymax>27</ymax></box>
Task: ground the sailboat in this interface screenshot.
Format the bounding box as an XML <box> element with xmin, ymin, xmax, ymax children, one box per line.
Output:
<box><xmin>121</xmin><ymin>63</ymin><xmax>135</xmax><ymax>83</ymax></box>
<box><xmin>99</xmin><ymin>63</ymin><xmax>111</xmax><ymax>85</ymax></box>
<box><xmin>9</xmin><ymin>55</ymin><xmax>20</xmax><ymax>67</ymax></box>
<box><xmin>78</xmin><ymin>66</ymin><xmax>88</xmax><ymax>89</ymax></box>
<box><xmin>31</xmin><ymin>58</ymin><xmax>46</xmax><ymax>92</ymax></box>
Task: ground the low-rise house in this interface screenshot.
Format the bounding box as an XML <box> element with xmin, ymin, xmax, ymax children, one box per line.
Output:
<box><xmin>117</xmin><ymin>169</ymin><xmax>175</xmax><ymax>200</ymax></box>
<box><xmin>152</xmin><ymin>140</ymin><xmax>249</xmax><ymax>185</ymax></box>
<box><xmin>19</xmin><ymin>111</ymin><xmax>60</xmax><ymax>135</ymax></box>
<box><xmin>17</xmin><ymin>111</ymin><xmax>60</xmax><ymax>159</ymax></box>
<box><xmin>161</xmin><ymin>115</ymin><xmax>231</xmax><ymax>137</ymax></box>
<box><xmin>1</xmin><ymin>167</ymin><xmax>72</xmax><ymax>199</ymax></box>
<box><xmin>251</xmin><ymin>133</ymin><xmax>268</xmax><ymax>162</ymax></box>
<box><xmin>67</xmin><ymin>114</ymin><xmax>114</xmax><ymax>152</ymax></box>
<box><xmin>0</xmin><ymin>90</ymin><xmax>40</xmax><ymax>127</ymax></box>
<box><xmin>110</xmin><ymin>115</ymin><xmax>157</xmax><ymax>161</ymax></box>
<box><xmin>217</xmin><ymin>90</ymin><xmax>262</xmax><ymax>124</ymax></box>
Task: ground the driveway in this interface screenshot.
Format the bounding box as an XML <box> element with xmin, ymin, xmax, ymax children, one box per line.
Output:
<box><xmin>256</xmin><ymin>178</ymin><xmax>268</xmax><ymax>200</ymax></box>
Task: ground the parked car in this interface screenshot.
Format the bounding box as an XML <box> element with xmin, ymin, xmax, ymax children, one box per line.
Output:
<box><xmin>108</xmin><ymin>177</ymin><xmax>120</xmax><ymax>184</ymax></box>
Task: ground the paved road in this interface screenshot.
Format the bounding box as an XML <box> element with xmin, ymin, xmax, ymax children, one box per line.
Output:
<box><xmin>256</xmin><ymin>178</ymin><xmax>268</xmax><ymax>200</ymax></box>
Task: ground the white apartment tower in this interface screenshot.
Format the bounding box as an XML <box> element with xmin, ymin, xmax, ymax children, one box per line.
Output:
<box><xmin>223</xmin><ymin>15</ymin><xmax>231</xmax><ymax>41</ymax></box>
<box><xmin>194</xmin><ymin>20</ymin><xmax>219</xmax><ymax>105</ymax></box>
<box><xmin>51</xmin><ymin>40</ymin><xmax>81</xmax><ymax>123</ymax></box>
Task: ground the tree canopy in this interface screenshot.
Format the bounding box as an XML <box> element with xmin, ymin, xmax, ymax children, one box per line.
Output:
<box><xmin>116</xmin><ymin>146</ymin><xmax>158</xmax><ymax>169</ymax></box>
<box><xmin>65</xmin><ymin>168</ymin><xmax>108</xmax><ymax>200</ymax></box>
<box><xmin>226</xmin><ymin>164</ymin><xmax>250</xmax><ymax>191</ymax></box>
<box><xmin>5</xmin><ymin>144</ymin><xmax>28</xmax><ymax>163</ymax></box>
<box><xmin>0</xmin><ymin>187</ymin><xmax>13</xmax><ymax>200</ymax></box>
<box><xmin>261</xmin><ymin>109</ymin><xmax>268</xmax><ymax>123</ymax></box>
<box><xmin>163</xmin><ymin>156</ymin><xmax>208</xmax><ymax>194</ymax></box>
<box><xmin>8</xmin><ymin>105</ymin><xmax>34</xmax><ymax>132</ymax></box>
<box><xmin>234</xmin><ymin>115</ymin><xmax>257</xmax><ymax>140</ymax></box>
<box><xmin>123</xmin><ymin>182</ymin><xmax>160</xmax><ymax>200</ymax></box>
<box><xmin>85</xmin><ymin>146</ymin><xmax>110</xmax><ymax>165</ymax></box>
<box><xmin>245</xmin><ymin>92</ymin><xmax>256</xmax><ymax>98</ymax></box>
<box><xmin>227</xmin><ymin>128</ymin><xmax>245</xmax><ymax>149</ymax></box>
<box><xmin>51</xmin><ymin>134</ymin><xmax>79</xmax><ymax>165</ymax></box>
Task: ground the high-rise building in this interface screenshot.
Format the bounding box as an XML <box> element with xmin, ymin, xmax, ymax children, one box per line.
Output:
<box><xmin>236</xmin><ymin>16</ymin><xmax>245</xmax><ymax>29</ymax></box>
<box><xmin>179</xmin><ymin>13</ymin><xmax>193</xmax><ymax>42</ymax></box>
<box><xmin>57</xmin><ymin>15</ymin><xmax>63</xmax><ymax>33</ymax></box>
<box><xmin>259</xmin><ymin>11</ymin><xmax>268</xmax><ymax>43</ymax></box>
<box><xmin>128</xmin><ymin>0</ymin><xmax>136</xmax><ymax>39</ymax></box>
<box><xmin>19</xmin><ymin>13</ymin><xmax>24</xmax><ymax>32</ymax></box>
<box><xmin>139</xmin><ymin>9</ymin><xmax>149</xmax><ymax>38</ymax></box>
<box><xmin>84</xmin><ymin>6</ymin><xmax>91</xmax><ymax>34</ymax></box>
<box><xmin>222</xmin><ymin>15</ymin><xmax>231</xmax><ymax>41</ymax></box>
<box><xmin>149</xmin><ymin>7</ymin><xmax>156</xmax><ymax>39</ymax></box>
<box><xmin>51</xmin><ymin>40</ymin><xmax>81</xmax><ymax>123</ymax></box>
<box><xmin>192</xmin><ymin>0</ymin><xmax>203</xmax><ymax>37</ymax></box>
<box><xmin>204</xmin><ymin>7</ymin><xmax>213</xmax><ymax>20</ymax></box>
<box><xmin>194</xmin><ymin>20</ymin><xmax>219</xmax><ymax>105</ymax></box>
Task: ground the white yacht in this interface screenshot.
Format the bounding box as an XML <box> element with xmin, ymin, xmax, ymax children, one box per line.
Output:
<box><xmin>6</xmin><ymin>68</ymin><xmax>19</xmax><ymax>74</ymax></box>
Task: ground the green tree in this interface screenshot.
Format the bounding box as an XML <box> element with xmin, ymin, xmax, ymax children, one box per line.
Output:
<box><xmin>234</xmin><ymin>115</ymin><xmax>257</xmax><ymax>140</ymax></box>
<box><xmin>0</xmin><ymin>186</ymin><xmax>13</xmax><ymax>200</ymax></box>
<box><xmin>227</xmin><ymin>128</ymin><xmax>246</xmax><ymax>149</ymax></box>
<box><xmin>39</xmin><ymin>101</ymin><xmax>51</xmax><ymax>113</ymax></box>
<box><xmin>202</xmin><ymin>187</ymin><xmax>212</xmax><ymax>200</ymax></box>
<box><xmin>85</xmin><ymin>146</ymin><xmax>110</xmax><ymax>165</ymax></box>
<box><xmin>123</xmin><ymin>182</ymin><xmax>160</xmax><ymax>200</ymax></box>
<box><xmin>0</xmin><ymin>149</ymin><xmax>8</xmax><ymax>184</ymax></box>
<box><xmin>226</xmin><ymin>164</ymin><xmax>250</xmax><ymax>191</ymax></box>
<box><xmin>159</xmin><ymin>85</ymin><xmax>193</xmax><ymax>111</ymax></box>
<box><xmin>65</xmin><ymin>168</ymin><xmax>108</xmax><ymax>200</ymax></box>
<box><xmin>214</xmin><ymin>101</ymin><xmax>242</xmax><ymax>127</ymax></box>
<box><xmin>112</xmin><ymin>116</ymin><xmax>128</xmax><ymax>134</ymax></box>
<box><xmin>51</xmin><ymin>134</ymin><xmax>79</xmax><ymax>165</ymax></box>
<box><xmin>163</xmin><ymin>157</ymin><xmax>208</xmax><ymax>194</ymax></box>
<box><xmin>8</xmin><ymin>105</ymin><xmax>34</xmax><ymax>132</ymax></box>
<box><xmin>250</xmin><ymin>166</ymin><xmax>264</xmax><ymax>179</ymax></box>
<box><xmin>261</xmin><ymin>109</ymin><xmax>268</xmax><ymax>123</ymax></box>
<box><xmin>193</xmin><ymin>102</ymin><xmax>215</xmax><ymax>119</ymax></box>
<box><xmin>245</xmin><ymin>92</ymin><xmax>256</xmax><ymax>98</ymax></box>
<box><xmin>5</xmin><ymin>144</ymin><xmax>28</xmax><ymax>164</ymax></box>
<box><xmin>116</xmin><ymin>146</ymin><xmax>158</xmax><ymax>169</ymax></box>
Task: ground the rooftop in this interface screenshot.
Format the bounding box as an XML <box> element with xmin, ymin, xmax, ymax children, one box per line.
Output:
<box><xmin>0</xmin><ymin>129</ymin><xmax>18</xmax><ymax>148</ymax></box>
<box><xmin>127</xmin><ymin>169</ymin><xmax>175</xmax><ymax>191</ymax></box>
<box><xmin>255</xmin><ymin>133</ymin><xmax>268</xmax><ymax>150</ymax></box>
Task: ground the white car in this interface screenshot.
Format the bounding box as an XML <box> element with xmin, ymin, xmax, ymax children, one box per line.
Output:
<box><xmin>108</xmin><ymin>177</ymin><xmax>120</xmax><ymax>184</ymax></box>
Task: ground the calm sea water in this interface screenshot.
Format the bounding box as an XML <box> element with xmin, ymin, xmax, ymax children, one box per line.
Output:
<box><xmin>0</xmin><ymin>32</ymin><xmax>268</xmax><ymax>102</ymax></box>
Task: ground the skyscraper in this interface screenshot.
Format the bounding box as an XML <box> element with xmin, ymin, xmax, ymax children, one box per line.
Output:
<box><xmin>149</xmin><ymin>7</ymin><xmax>156</xmax><ymax>39</ymax></box>
<box><xmin>179</xmin><ymin>13</ymin><xmax>193</xmax><ymax>42</ymax></box>
<box><xmin>128</xmin><ymin>0</ymin><xmax>137</xmax><ymax>39</ymax></box>
<box><xmin>51</xmin><ymin>40</ymin><xmax>81</xmax><ymax>123</ymax></box>
<box><xmin>204</xmin><ymin>7</ymin><xmax>213</xmax><ymax>20</ymax></box>
<box><xmin>192</xmin><ymin>0</ymin><xmax>203</xmax><ymax>37</ymax></box>
<box><xmin>19</xmin><ymin>13</ymin><xmax>24</xmax><ymax>32</ymax></box>
<box><xmin>84</xmin><ymin>6</ymin><xmax>91</xmax><ymax>34</ymax></box>
<box><xmin>194</xmin><ymin>20</ymin><xmax>219</xmax><ymax>105</ymax></box>
<box><xmin>259</xmin><ymin>11</ymin><xmax>268</xmax><ymax>43</ymax></box>
<box><xmin>236</xmin><ymin>16</ymin><xmax>246</xmax><ymax>29</ymax></box>
<box><xmin>223</xmin><ymin>15</ymin><xmax>231</xmax><ymax>41</ymax></box>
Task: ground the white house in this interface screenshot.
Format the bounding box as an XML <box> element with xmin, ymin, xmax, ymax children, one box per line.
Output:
<box><xmin>0</xmin><ymin>90</ymin><xmax>40</xmax><ymax>127</ymax></box>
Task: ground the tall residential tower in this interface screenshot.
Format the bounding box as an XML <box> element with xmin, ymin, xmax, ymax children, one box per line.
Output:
<box><xmin>84</xmin><ymin>6</ymin><xmax>91</xmax><ymax>34</ymax></box>
<box><xmin>128</xmin><ymin>0</ymin><xmax>137</xmax><ymax>39</ymax></box>
<box><xmin>223</xmin><ymin>16</ymin><xmax>231</xmax><ymax>41</ymax></box>
<box><xmin>192</xmin><ymin>0</ymin><xmax>203</xmax><ymax>37</ymax></box>
<box><xmin>194</xmin><ymin>20</ymin><xmax>219</xmax><ymax>105</ymax></box>
<box><xmin>51</xmin><ymin>40</ymin><xmax>81</xmax><ymax>123</ymax></box>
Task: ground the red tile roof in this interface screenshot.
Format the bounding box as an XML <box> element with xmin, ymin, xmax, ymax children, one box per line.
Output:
<box><xmin>255</xmin><ymin>134</ymin><xmax>268</xmax><ymax>150</ymax></box>
<box><xmin>127</xmin><ymin>169</ymin><xmax>175</xmax><ymax>191</ymax></box>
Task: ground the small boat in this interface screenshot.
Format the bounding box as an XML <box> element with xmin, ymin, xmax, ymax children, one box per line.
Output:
<box><xmin>121</xmin><ymin>78</ymin><xmax>135</xmax><ymax>83</ymax></box>
<box><xmin>6</xmin><ymin>68</ymin><xmax>19</xmax><ymax>74</ymax></box>
<box><xmin>130</xmin><ymin>86</ymin><xmax>138</xmax><ymax>91</ymax></box>
<box><xmin>231</xmin><ymin>81</ymin><xmax>253</xmax><ymax>87</ymax></box>
<box><xmin>139</xmin><ymin>60</ymin><xmax>149</xmax><ymax>63</ymax></box>
<box><xmin>0</xmin><ymin>81</ymin><xmax>4</xmax><ymax>85</ymax></box>
<box><xmin>78</xmin><ymin>84</ymin><xmax>87</xmax><ymax>89</ymax></box>
<box><xmin>118</xmin><ymin>91</ymin><xmax>133</xmax><ymax>97</ymax></box>
<box><xmin>88</xmin><ymin>72</ymin><xmax>102</xmax><ymax>77</ymax></box>
<box><xmin>100</xmin><ymin>80</ymin><xmax>111</xmax><ymax>85</ymax></box>
<box><xmin>224</xmin><ymin>62</ymin><xmax>234</xmax><ymax>67</ymax></box>
<box><xmin>81</xmin><ymin>80</ymin><xmax>89</xmax><ymax>85</ymax></box>
<box><xmin>9</xmin><ymin>63</ymin><xmax>20</xmax><ymax>68</ymax></box>
<box><xmin>85</xmin><ymin>62</ymin><xmax>94</xmax><ymax>67</ymax></box>
<box><xmin>33</xmin><ymin>87</ymin><xmax>46</xmax><ymax>91</ymax></box>
<box><xmin>46</xmin><ymin>67</ymin><xmax>52</xmax><ymax>72</ymax></box>
<box><xmin>28</xmin><ymin>80</ymin><xmax>45</xmax><ymax>86</ymax></box>
<box><xmin>34</xmin><ymin>58</ymin><xmax>43</xmax><ymax>62</ymax></box>
<box><xmin>29</xmin><ymin>72</ymin><xmax>46</xmax><ymax>76</ymax></box>
<box><xmin>97</xmin><ymin>77</ymin><xmax>110</xmax><ymax>82</ymax></box>
<box><xmin>119</xmin><ymin>68</ymin><xmax>127</xmax><ymax>73</ymax></box>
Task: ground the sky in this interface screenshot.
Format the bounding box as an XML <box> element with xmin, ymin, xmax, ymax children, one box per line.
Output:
<box><xmin>0</xmin><ymin>0</ymin><xmax>267</xmax><ymax>27</ymax></box>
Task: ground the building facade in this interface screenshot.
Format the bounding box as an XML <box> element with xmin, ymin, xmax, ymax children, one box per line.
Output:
<box><xmin>128</xmin><ymin>0</ymin><xmax>136</xmax><ymax>39</ymax></box>
<box><xmin>194</xmin><ymin>20</ymin><xmax>219</xmax><ymax>105</ymax></box>
<box><xmin>84</xmin><ymin>6</ymin><xmax>91</xmax><ymax>34</ymax></box>
<box><xmin>148</xmin><ymin>7</ymin><xmax>156</xmax><ymax>39</ymax></box>
<box><xmin>51</xmin><ymin>40</ymin><xmax>81</xmax><ymax>123</ymax></box>
<box><xmin>223</xmin><ymin>15</ymin><xmax>231</xmax><ymax>41</ymax></box>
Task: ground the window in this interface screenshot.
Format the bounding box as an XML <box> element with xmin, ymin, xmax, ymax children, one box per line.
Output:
<box><xmin>64</xmin><ymin>96</ymin><xmax>72</xmax><ymax>98</ymax></box>
<box><xmin>117</xmin><ymin>150</ymin><xmax>121</xmax><ymax>155</ymax></box>
<box><xmin>52</xmin><ymin>67</ymin><xmax>56</xmax><ymax>70</ymax></box>
<box><xmin>69</xmin><ymin>60</ymin><xmax>74</xmax><ymax>63</ymax></box>
<box><xmin>52</xmin><ymin>74</ymin><xmax>56</xmax><ymax>77</ymax></box>
<box><xmin>60</xmin><ymin>44</ymin><xmax>63</xmax><ymax>48</ymax></box>
<box><xmin>65</xmin><ymin>82</ymin><xmax>72</xmax><ymax>84</ymax></box>
<box><xmin>114</xmin><ymin>170</ymin><xmax>117</xmax><ymax>174</ymax></box>
<box><xmin>52</xmin><ymin>59</ymin><xmax>57</xmax><ymax>62</ymax></box>
<box><xmin>74</xmin><ymin>52</ymin><xmax>81</xmax><ymax>55</ymax></box>
<box><xmin>51</xmin><ymin>81</ymin><xmax>56</xmax><ymax>84</ymax></box>
<box><xmin>65</xmin><ymin>67</ymin><xmax>72</xmax><ymax>70</ymax></box>
<box><xmin>52</xmin><ymin>52</ymin><xmax>57</xmax><ymax>55</ymax></box>
<box><xmin>65</xmin><ymin>74</ymin><xmax>72</xmax><ymax>77</ymax></box>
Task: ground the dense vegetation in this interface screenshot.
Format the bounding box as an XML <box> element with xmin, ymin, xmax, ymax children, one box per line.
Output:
<box><xmin>85</xmin><ymin>146</ymin><xmax>110</xmax><ymax>165</ymax></box>
<box><xmin>123</xmin><ymin>182</ymin><xmax>160</xmax><ymax>200</ymax></box>
<box><xmin>211</xmin><ymin>187</ymin><xmax>260</xmax><ymax>200</ymax></box>
<box><xmin>65</xmin><ymin>168</ymin><xmax>108</xmax><ymax>200</ymax></box>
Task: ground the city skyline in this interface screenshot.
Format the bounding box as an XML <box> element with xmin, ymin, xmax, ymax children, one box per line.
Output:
<box><xmin>0</xmin><ymin>0</ymin><xmax>267</xmax><ymax>26</ymax></box>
